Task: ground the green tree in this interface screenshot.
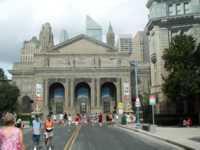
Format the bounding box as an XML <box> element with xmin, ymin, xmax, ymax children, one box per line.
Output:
<box><xmin>0</xmin><ymin>68</ymin><xmax>20</xmax><ymax>112</ymax></box>
<box><xmin>162</xmin><ymin>34</ymin><xmax>200</xmax><ymax>112</ymax></box>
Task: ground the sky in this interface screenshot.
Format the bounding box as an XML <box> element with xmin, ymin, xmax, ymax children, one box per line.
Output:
<box><xmin>0</xmin><ymin>0</ymin><xmax>149</xmax><ymax>79</ymax></box>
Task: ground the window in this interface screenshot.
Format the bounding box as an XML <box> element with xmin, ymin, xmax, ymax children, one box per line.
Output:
<box><xmin>184</xmin><ymin>2</ymin><xmax>190</xmax><ymax>14</ymax></box>
<box><xmin>168</xmin><ymin>4</ymin><xmax>174</xmax><ymax>16</ymax></box>
<box><xmin>176</xmin><ymin>3</ymin><xmax>182</xmax><ymax>15</ymax></box>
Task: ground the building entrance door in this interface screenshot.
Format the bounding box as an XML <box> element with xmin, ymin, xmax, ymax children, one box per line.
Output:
<box><xmin>103</xmin><ymin>97</ymin><xmax>112</xmax><ymax>113</ymax></box>
<box><xmin>103</xmin><ymin>101</ymin><xmax>111</xmax><ymax>113</ymax></box>
<box><xmin>55</xmin><ymin>102</ymin><xmax>63</xmax><ymax>114</ymax></box>
<box><xmin>80</xmin><ymin>102</ymin><xmax>87</xmax><ymax>114</ymax></box>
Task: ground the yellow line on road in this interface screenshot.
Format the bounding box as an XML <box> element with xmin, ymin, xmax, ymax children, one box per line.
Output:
<box><xmin>64</xmin><ymin>126</ymin><xmax>81</xmax><ymax>150</ymax></box>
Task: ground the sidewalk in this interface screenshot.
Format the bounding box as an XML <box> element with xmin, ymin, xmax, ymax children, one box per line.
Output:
<box><xmin>118</xmin><ymin>124</ymin><xmax>200</xmax><ymax>150</ymax></box>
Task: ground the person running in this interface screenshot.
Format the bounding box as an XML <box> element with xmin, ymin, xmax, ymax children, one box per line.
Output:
<box><xmin>68</xmin><ymin>114</ymin><xmax>72</xmax><ymax>126</ymax></box>
<box><xmin>98</xmin><ymin>113</ymin><xmax>103</xmax><ymax>127</ymax></box>
<box><xmin>44</xmin><ymin>114</ymin><xmax>54</xmax><ymax>149</ymax></box>
<box><xmin>0</xmin><ymin>112</ymin><xmax>25</xmax><ymax>150</ymax></box>
<box><xmin>63</xmin><ymin>112</ymin><xmax>68</xmax><ymax>126</ymax></box>
<box><xmin>32</xmin><ymin>115</ymin><xmax>42</xmax><ymax>150</ymax></box>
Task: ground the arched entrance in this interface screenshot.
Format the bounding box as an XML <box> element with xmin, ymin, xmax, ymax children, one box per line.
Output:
<box><xmin>21</xmin><ymin>96</ymin><xmax>32</xmax><ymax>113</ymax></box>
<box><xmin>75</xmin><ymin>82</ymin><xmax>91</xmax><ymax>114</ymax></box>
<box><xmin>101</xmin><ymin>82</ymin><xmax>117</xmax><ymax>113</ymax></box>
<box><xmin>49</xmin><ymin>83</ymin><xmax>65</xmax><ymax>114</ymax></box>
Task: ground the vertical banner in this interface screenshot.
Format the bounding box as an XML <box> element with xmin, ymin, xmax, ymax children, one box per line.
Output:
<box><xmin>35</xmin><ymin>83</ymin><xmax>43</xmax><ymax>101</ymax></box>
<box><xmin>35</xmin><ymin>83</ymin><xmax>43</xmax><ymax>112</ymax></box>
<box><xmin>123</xmin><ymin>81</ymin><xmax>130</xmax><ymax>100</ymax></box>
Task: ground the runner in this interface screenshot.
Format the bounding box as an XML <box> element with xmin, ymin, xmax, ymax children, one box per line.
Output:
<box><xmin>44</xmin><ymin>114</ymin><xmax>54</xmax><ymax>149</ymax></box>
<box><xmin>98</xmin><ymin>113</ymin><xmax>103</xmax><ymax>127</ymax></box>
<box><xmin>68</xmin><ymin>113</ymin><xmax>72</xmax><ymax>126</ymax></box>
<box><xmin>32</xmin><ymin>115</ymin><xmax>42</xmax><ymax>150</ymax></box>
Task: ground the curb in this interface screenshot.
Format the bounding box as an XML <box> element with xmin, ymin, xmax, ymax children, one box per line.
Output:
<box><xmin>118</xmin><ymin>125</ymin><xmax>195</xmax><ymax>150</ymax></box>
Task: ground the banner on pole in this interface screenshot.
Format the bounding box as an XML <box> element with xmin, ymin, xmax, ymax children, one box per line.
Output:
<box><xmin>149</xmin><ymin>95</ymin><xmax>156</xmax><ymax>106</ymax></box>
<box><xmin>35</xmin><ymin>83</ymin><xmax>43</xmax><ymax>101</ymax></box>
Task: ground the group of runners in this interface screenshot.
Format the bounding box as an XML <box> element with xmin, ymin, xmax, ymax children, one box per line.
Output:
<box><xmin>31</xmin><ymin>112</ymin><xmax>118</xmax><ymax>149</ymax></box>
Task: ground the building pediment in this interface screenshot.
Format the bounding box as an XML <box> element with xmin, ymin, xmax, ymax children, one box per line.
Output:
<box><xmin>51</xmin><ymin>34</ymin><xmax>117</xmax><ymax>54</ymax></box>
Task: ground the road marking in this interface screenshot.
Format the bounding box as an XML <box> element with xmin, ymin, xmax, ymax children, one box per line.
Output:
<box><xmin>64</xmin><ymin>126</ymin><xmax>81</xmax><ymax>150</ymax></box>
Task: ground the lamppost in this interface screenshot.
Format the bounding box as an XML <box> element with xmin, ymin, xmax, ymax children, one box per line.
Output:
<box><xmin>131</xmin><ymin>61</ymin><xmax>141</xmax><ymax>128</ymax></box>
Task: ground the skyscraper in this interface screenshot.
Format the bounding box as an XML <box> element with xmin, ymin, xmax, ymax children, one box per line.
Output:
<box><xmin>118</xmin><ymin>34</ymin><xmax>133</xmax><ymax>52</ymax></box>
<box><xmin>131</xmin><ymin>31</ymin><xmax>150</xmax><ymax>63</ymax></box>
<box><xmin>86</xmin><ymin>15</ymin><xmax>102</xmax><ymax>41</ymax></box>
<box><xmin>59</xmin><ymin>30</ymin><xmax>69</xmax><ymax>43</ymax></box>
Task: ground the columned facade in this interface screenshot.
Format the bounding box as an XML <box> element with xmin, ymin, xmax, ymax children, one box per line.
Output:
<box><xmin>40</xmin><ymin>77</ymin><xmax>125</xmax><ymax>114</ymax></box>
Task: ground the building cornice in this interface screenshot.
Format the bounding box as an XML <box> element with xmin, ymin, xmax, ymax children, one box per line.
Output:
<box><xmin>145</xmin><ymin>13</ymin><xmax>200</xmax><ymax>33</ymax></box>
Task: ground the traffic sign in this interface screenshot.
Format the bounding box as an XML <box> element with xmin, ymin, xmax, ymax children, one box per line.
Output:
<box><xmin>135</xmin><ymin>97</ymin><xmax>141</xmax><ymax>107</ymax></box>
<box><xmin>149</xmin><ymin>95</ymin><xmax>156</xmax><ymax>105</ymax></box>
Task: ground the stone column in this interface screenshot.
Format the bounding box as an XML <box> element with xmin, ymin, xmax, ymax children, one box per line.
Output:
<box><xmin>116</xmin><ymin>78</ymin><xmax>121</xmax><ymax>103</ymax></box>
<box><xmin>96</xmin><ymin>78</ymin><xmax>100</xmax><ymax>108</ymax></box>
<box><xmin>70</xmin><ymin>78</ymin><xmax>74</xmax><ymax>108</ymax></box>
<box><xmin>44</xmin><ymin>79</ymin><xmax>48</xmax><ymax>106</ymax></box>
<box><xmin>91</xmin><ymin>79</ymin><xmax>95</xmax><ymax>109</ymax></box>
<box><xmin>43</xmin><ymin>79</ymin><xmax>49</xmax><ymax>116</ymax></box>
<box><xmin>64</xmin><ymin>79</ymin><xmax>69</xmax><ymax>110</ymax></box>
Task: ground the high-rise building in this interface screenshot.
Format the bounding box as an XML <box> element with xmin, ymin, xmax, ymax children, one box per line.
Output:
<box><xmin>146</xmin><ymin>0</ymin><xmax>200</xmax><ymax>114</ymax></box>
<box><xmin>118</xmin><ymin>34</ymin><xmax>133</xmax><ymax>52</ymax></box>
<box><xmin>59</xmin><ymin>30</ymin><xmax>69</xmax><ymax>43</ymax></box>
<box><xmin>86</xmin><ymin>16</ymin><xmax>102</xmax><ymax>41</ymax></box>
<box><xmin>39</xmin><ymin>23</ymin><xmax>54</xmax><ymax>50</ymax></box>
<box><xmin>131</xmin><ymin>31</ymin><xmax>150</xmax><ymax>63</ymax></box>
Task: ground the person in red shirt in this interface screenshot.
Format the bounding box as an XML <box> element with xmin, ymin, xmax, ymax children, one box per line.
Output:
<box><xmin>98</xmin><ymin>113</ymin><xmax>103</xmax><ymax>127</ymax></box>
<box><xmin>187</xmin><ymin>117</ymin><xmax>192</xmax><ymax>127</ymax></box>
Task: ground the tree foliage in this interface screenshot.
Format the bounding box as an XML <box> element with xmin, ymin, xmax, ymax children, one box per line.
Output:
<box><xmin>0</xmin><ymin>68</ymin><xmax>20</xmax><ymax>112</ymax></box>
<box><xmin>162</xmin><ymin>34</ymin><xmax>200</xmax><ymax>101</ymax></box>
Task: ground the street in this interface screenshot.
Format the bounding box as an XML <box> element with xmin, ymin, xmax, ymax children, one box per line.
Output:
<box><xmin>24</xmin><ymin>124</ymin><xmax>184</xmax><ymax>150</ymax></box>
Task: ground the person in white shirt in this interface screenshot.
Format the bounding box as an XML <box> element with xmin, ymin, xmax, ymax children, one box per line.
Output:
<box><xmin>68</xmin><ymin>114</ymin><xmax>72</xmax><ymax>126</ymax></box>
<box><xmin>59</xmin><ymin>113</ymin><xmax>64</xmax><ymax>126</ymax></box>
<box><xmin>32</xmin><ymin>115</ymin><xmax>42</xmax><ymax>149</ymax></box>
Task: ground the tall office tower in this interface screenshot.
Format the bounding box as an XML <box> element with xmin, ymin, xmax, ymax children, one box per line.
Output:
<box><xmin>59</xmin><ymin>30</ymin><xmax>69</xmax><ymax>43</ymax></box>
<box><xmin>146</xmin><ymin>0</ymin><xmax>200</xmax><ymax>114</ymax></box>
<box><xmin>86</xmin><ymin>15</ymin><xmax>103</xmax><ymax>41</ymax></box>
<box><xmin>106</xmin><ymin>23</ymin><xmax>115</xmax><ymax>47</ymax></box>
<box><xmin>20</xmin><ymin>36</ymin><xmax>40</xmax><ymax>64</ymax></box>
<box><xmin>39</xmin><ymin>22</ymin><xmax>54</xmax><ymax>50</ymax></box>
<box><xmin>131</xmin><ymin>31</ymin><xmax>150</xmax><ymax>63</ymax></box>
<box><xmin>118</xmin><ymin>34</ymin><xmax>133</xmax><ymax>52</ymax></box>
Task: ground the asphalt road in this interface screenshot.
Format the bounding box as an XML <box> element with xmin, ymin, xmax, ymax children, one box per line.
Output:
<box><xmin>24</xmin><ymin>124</ymin><xmax>184</xmax><ymax>150</ymax></box>
<box><xmin>72</xmin><ymin>125</ymin><xmax>184</xmax><ymax>150</ymax></box>
<box><xmin>24</xmin><ymin>125</ymin><xmax>75</xmax><ymax>150</ymax></box>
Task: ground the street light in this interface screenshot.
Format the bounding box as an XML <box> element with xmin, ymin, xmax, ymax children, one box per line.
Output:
<box><xmin>131</xmin><ymin>61</ymin><xmax>141</xmax><ymax>128</ymax></box>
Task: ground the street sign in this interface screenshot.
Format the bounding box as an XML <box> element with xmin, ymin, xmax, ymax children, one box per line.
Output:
<box><xmin>135</xmin><ymin>97</ymin><xmax>141</xmax><ymax>107</ymax></box>
<box><xmin>117</xmin><ymin>102</ymin><xmax>124</xmax><ymax>109</ymax></box>
<box><xmin>149</xmin><ymin>95</ymin><xmax>156</xmax><ymax>105</ymax></box>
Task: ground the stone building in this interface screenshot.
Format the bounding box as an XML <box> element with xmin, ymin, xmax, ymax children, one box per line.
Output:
<box><xmin>146</xmin><ymin>0</ymin><xmax>200</xmax><ymax>114</ymax></box>
<box><xmin>10</xmin><ymin>19</ymin><xmax>151</xmax><ymax>115</ymax></box>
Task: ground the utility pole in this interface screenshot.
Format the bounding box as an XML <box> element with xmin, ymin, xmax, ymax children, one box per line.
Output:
<box><xmin>131</xmin><ymin>61</ymin><xmax>141</xmax><ymax>128</ymax></box>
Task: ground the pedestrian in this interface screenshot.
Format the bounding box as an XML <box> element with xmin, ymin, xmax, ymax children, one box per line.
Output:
<box><xmin>75</xmin><ymin>114</ymin><xmax>81</xmax><ymax>126</ymax></box>
<box><xmin>52</xmin><ymin>113</ymin><xmax>57</xmax><ymax>123</ymax></box>
<box><xmin>0</xmin><ymin>112</ymin><xmax>25</xmax><ymax>150</ymax></box>
<box><xmin>44</xmin><ymin>114</ymin><xmax>54</xmax><ymax>149</ymax></box>
<box><xmin>59</xmin><ymin>113</ymin><xmax>64</xmax><ymax>126</ymax></box>
<box><xmin>64</xmin><ymin>112</ymin><xmax>68</xmax><ymax>126</ymax></box>
<box><xmin>68</xmin><ymin>114</ymin><xmax>72</xmax><ymax>126</ymax></box>
<box><xmin>16</xmin><ymin>118</ymin><xmax>23</xmax><ymax>129</ymax></box>
<box><xmin>98</xmin><ymin>113</ymin><xmax>103</xmax><ymax>127</ymax></box>
<box><xmin>32</xmin><ymin>115</ymin><xmax>42</xmax><ymax>150</ymax></box>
